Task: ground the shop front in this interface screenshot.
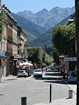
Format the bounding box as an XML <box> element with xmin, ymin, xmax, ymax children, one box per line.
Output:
<box><xmin>0</xmin><ymin>51</ymin><xmax>14</xmax><ymax>77</ymax></box>
<box><xmin>0</xmin><ymin>51</ymin><xmax>7</xmax><ymax>77</ymax></box>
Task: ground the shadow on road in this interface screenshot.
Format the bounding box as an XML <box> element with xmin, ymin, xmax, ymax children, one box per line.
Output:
<box><xmin>3</xmin><ymin>78</ymin><xmax>17</xmax><ymax>81</ymax></box>
<box><xmin>45</xmin><ymin>72</ymin><xmax>62</xmax><ymax>76</ymax></box>
<box><xmin>42</xmin><ymin>76</ymin><xmax>65</xmax><ymax>84</ymax></box>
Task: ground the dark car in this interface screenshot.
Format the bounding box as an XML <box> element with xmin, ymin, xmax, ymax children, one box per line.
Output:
<box><xmin>68</xmin><ymin>70</ymin><xmax>77</xmax><ymax>83</ymax></box>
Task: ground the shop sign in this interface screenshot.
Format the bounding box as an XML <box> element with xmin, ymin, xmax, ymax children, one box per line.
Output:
<box><xmin>64</xmin><ymin>57</ymin><xmax>77</xmax><ymax>61</ymax></box>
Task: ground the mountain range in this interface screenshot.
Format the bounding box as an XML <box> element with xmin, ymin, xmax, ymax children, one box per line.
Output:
<box><xmin>16</xmin><ymin>6</ymin><xmax>75</xmax><ymax>30</ymax></box>
<box><xmin>12</xmin><ymin>13</ymin><xmax>46</xmax><ymax>45</ymax></box>
<box><xmin>12</xmin><ymin>6</ymin><xmax>75</xmax><ymax>54</ymax></box>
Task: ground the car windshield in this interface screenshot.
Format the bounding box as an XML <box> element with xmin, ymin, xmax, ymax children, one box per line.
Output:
<box><xmin>71</xmin><ymin>71</ymin><xmax>77</xmax><ymax>77</ymax></box>
<box><xmin>34</xmin><ymin>69</ymin><xmax>42</xmax><ymax>72</ymax></box>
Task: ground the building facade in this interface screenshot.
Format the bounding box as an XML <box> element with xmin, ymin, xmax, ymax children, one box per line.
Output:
<box><xmin>0</xmin><ymin>5</ymin><xmax>28</xmax><ymax>76</ymax></box>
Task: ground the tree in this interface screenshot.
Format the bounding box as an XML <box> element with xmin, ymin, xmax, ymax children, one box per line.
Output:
<box><xmin>52</xmin><ymin>23</ymin><xmax>75</xmax><ymax>55</ymax></box>
<box><xmin>27</xmin><ymin>47</ymin><xmax>53</xmax><ymax>67</ymax></box>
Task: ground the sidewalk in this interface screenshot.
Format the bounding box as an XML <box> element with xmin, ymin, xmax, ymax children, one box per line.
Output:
<box><xmin>33</xmin><ymin>84</ymin><xmax>76</xmax><ymax>105</ymax></box>
<box><xmin>34</xmin><ymin>70</ymin><xmax>77</xmax><ymax>105</ymax></box>
<box><xmin>34</xmin><ymin>97</ymin><xmax>76</xmax><ymax>105</ymax></box>
<box><xmin>0</xmin><ymin>75</ymin><xmax>17</xmax><ymax>87</ymax></box>
<box><xmin>0</xmin><ymin>75</ymin><xmax>17</xmax><ymax>83</ymax></box>
<box><xmin>0</xmin><ymin>75</ymin><xmax>77</xmax><ymax>105</ymax></box>
<box><xmin>34</xmin><ymin>84</ymin><xmax>76</xmax><ymax>105</ymax></box>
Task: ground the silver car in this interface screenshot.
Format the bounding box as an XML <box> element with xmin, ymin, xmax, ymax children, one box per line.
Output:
<box><xmin>17</xmin><ymin>70</ymin><xmax>28</xmax><ymax>77</ymax></box>
<box><xmin>33</xmin><ymin>69</ymin><xmax>42</xmax><ymax>78</ymax></box>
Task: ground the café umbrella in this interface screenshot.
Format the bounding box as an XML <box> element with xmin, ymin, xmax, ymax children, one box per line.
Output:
<box><xmin>19</xmin><ymin>62</ymin><xmax>33</xmax><ymax>67</ymax></box>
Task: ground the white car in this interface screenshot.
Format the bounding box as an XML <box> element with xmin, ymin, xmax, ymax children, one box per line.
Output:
<box><xmin>33</xmin><ymin>69</ymin><xmax>42</xmax><ymax>78</ymax></box>
<box><xmin>68</xmin><ymin>70</ymin><xmax>77</xmax><ymax>83</ymax></box>
<box><xmin>17</xmin><ymin>70</ymin><xmax>28</xmax><ymax>77</ymax></box>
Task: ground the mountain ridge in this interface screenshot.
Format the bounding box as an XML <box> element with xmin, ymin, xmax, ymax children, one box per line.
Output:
<box><xmin>16</xmin><ymin>6</ymin><xmax>75</xmax><ymax>30</ymax></box>
<box><xmin>12</xmin><ymin>6</ymin><xmax>75</xmax><ymax>55</ymax></box>
<box><xmin>12</xmin><ymin>13</ymin><xmax>46</xmax><ymax>36</ymax></box>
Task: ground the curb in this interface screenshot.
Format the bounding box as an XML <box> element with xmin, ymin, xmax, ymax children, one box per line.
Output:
<box><xmin>1</xmin><ymin>75</ymin><xmax>17</xmax><ymax>82</ymax></box>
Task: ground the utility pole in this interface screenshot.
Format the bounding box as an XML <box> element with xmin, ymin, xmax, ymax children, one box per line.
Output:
<box><xmin>75</xmin><ymin>0</ymin><xmax>79</xmax><ymax>105</ymax></box>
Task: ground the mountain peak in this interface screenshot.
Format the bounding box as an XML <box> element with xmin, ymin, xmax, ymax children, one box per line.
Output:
<box><xmin>41</xmin><ymin>8</ymin><xmax>48</xmax><ymax>12</ymax></box>
<box><xmin>17</xmin><ymin>10</ymin><xmax>33</xmax><ymax>15</ymax></box>
<box><xmin>36</xmin><ymin>8</ymin><xmax>48</xmax><ymax>15</ymax></box>
<box><xmin>50</xmin><ymin>6</ymin><xmax>64</xmax><ymax>12</ymax></box>
<box><xmin>16</xmin><ymin>6</ymin><xmax>74</xmax><ymax>30</ymax></box>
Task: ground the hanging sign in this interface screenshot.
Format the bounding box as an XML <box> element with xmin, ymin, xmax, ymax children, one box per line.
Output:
<box><xmin>64</xmin><ymin>57</ymin><xmax>77</xmax><ymax>61</ymax></box>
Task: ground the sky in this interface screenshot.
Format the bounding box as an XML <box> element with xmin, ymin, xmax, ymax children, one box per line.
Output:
<box><xmin>2</xmin><ymin>0</ymin><xmax>75</xmax><ymax>13</ymax></box>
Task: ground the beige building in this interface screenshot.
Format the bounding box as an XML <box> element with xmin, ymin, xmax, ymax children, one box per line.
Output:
<box><xmin>19</xmin><ymin>30</ymin><xmax>27</xmax><ymax>57</ymax></box>
<box><xmin>12</xmin><ymin>25</ymin><xmax>18</xmax><ymax>56</ymax></box>
<box><xmin>0</xmin><ymin>5</ymin><xmax>28</xmax><ymax>76</ymax></box>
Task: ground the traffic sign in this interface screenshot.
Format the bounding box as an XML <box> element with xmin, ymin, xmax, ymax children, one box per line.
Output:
<box><xmin>64</xmin><ymin>57</ymin><xmax>77</xmax><ymax>61</ymax></box>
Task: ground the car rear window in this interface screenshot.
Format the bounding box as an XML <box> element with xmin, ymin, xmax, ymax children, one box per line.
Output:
<box><xmin>34</xmin><ymin>69</ymin><xmax>42</xmax><ymax>72</ymax></box>
<box><xmin>18</xmin><ymin>70</ymin><xmax>25</xmax><ymax>73</ymax></box>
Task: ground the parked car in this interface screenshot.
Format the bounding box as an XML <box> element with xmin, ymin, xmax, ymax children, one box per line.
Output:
<box><xmin>68</xmin><ymin>70</ymin><xmax>77</xmax><ymax>83</ymax></box>
<box><xmin>17</xmin><ymin>70</ymin><xmax>28</xmax><ymax>77</ymax></box>
<box><xmin>33</xmin><ymin>68</ymin><xmax>42</xmax><ymax>78</ymax></box>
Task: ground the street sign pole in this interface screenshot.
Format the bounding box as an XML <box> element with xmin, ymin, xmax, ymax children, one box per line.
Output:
<box><xmin>75</xmin><ymin>0</ymin><xmax>79</xmax><ymax>105</ymax></box>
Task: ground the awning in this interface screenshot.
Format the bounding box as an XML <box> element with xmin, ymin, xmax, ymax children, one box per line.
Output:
<box><xmin>0</xmin><ymin>51</ymin><xmax>8</xmax><ymax>58</ymax></box>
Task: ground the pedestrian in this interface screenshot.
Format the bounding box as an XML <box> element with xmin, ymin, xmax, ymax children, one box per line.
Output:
<box><xmin>33</xmin><ymin>63</ymin><xmax>37</xmax><ymax>69</ymax></box>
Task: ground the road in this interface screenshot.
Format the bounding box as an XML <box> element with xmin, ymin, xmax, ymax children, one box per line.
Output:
<box><xmin>0</xmin><ymin>69</ymin><xmax>76</xmax><ymax>105</ymax></box>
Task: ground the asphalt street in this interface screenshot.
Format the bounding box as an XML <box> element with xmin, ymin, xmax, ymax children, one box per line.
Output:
<box><xmin>0</xmin><ymin>69</ymin><xmax>76</xmax><ymax>105</ymax></box>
